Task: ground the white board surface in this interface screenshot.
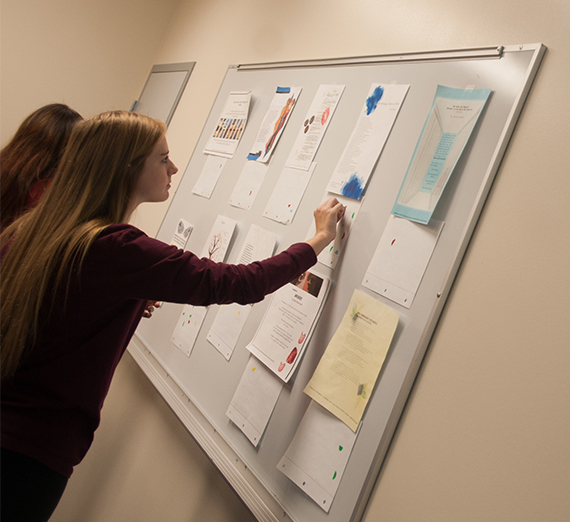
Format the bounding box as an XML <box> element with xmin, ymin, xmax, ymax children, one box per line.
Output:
<box><xmin>129</xmin><ymin>44</ymin><xmax>545</xmax><ymax>522</ymax></box>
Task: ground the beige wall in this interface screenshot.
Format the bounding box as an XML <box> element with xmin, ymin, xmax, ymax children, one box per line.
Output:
<box><xmin>2</xmin><ymin>0</ymin><xmax>570</xmax><ymax>521</ymax></box>
<box><xmin>0</xmin><ymin>0</ymin><xmax>179</xmax><ymax>141</ymax></box>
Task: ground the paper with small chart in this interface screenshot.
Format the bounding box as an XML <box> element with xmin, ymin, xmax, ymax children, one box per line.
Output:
<box><xmin>285</xmin><ymin>84</ymin><xmax>345</xmax><ymax>171</ymax></box>
<box><xmin>392</xmin><ymin>85</ymin><xmax>491</xmax><ymax>224</ymax></box>
<box><xmin>304</xmin><ymin>289</ymin><xmax>399</xmax><ymax>431</ymax></box>
<box><xmin>192</xmin><ymin>155</ymin><xmax>227</xmax><ymax>199</ymax></box>
<box><xmin>207</xmin><ymin>225</ymin><xmax>277</xmax><ymax>360</ymax></box>
<box><xmin>246</xmin><ymin>270</ymin><xmax>330</xmax><ymax>382</ymax></box>
<box><xmin>327</xmin><ymin>83</ymin><xmax>409</xmax><ymax>200</ymax></box>
<box><xmin>277</xmin><ymin>401</ymin><xmax>358</xmax><ymax>512</ymax></box>
<box><xmin>362</xmin><ymin>215</ymin><xmax>444</xmax><ymax>308</ymax></box>
<box><xmin>226</xmin><ymin>355</ymin><xmax>284</xmax><ymax>447</ymax></box>
<box><xmin>203</xmin><ymin>91</ymin><xmax>250</xmax><ymax>158</ymax></box>
<box><xmin>247</xmin><ymin>86</ymin><xmax>301</xmax><ymax>163</ymax></box>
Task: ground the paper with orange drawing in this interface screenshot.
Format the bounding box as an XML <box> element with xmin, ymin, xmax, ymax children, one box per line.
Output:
<box><xmin>285</xmin><ymin>84</ymin><xmax>345</xmax><ymax>171</ymax></box>
<box><xmin>247</xmin><ymin>86</ymin><xmax>301</xmax><ymax>163</ymax></box>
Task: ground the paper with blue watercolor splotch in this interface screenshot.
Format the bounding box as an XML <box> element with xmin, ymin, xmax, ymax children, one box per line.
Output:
<box><xmin>391</xmin><ymin>85</ymin><xmax>491</xmax><ymax>224</ymax></box>
<box><xmin>327</xmin><ymin>83</ymin><xmax>409</xmax><ymax>200</ymax></box>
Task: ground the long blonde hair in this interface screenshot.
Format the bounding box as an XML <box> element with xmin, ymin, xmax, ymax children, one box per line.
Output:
<box><xmin>1</xmin><ymin>111</ymin><xmax>166</xmax><ymax>379</ymax></box>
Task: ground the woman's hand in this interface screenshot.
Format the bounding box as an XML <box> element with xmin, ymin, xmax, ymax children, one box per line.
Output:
<box><xmin>305</xmin><ymin>197</ymin><xmax>345</xmax><ymax>256</ymax></box>
<box><xmin>142</xmin><ymin>300</ymin><xmax>161</xmax><ymax>319</ymax></box>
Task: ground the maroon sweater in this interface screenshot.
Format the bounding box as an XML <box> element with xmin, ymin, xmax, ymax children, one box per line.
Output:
<box><xmin>1</xmin><ymin>224</ymin><xmax>316</xmax><ymax>477</ymax></box>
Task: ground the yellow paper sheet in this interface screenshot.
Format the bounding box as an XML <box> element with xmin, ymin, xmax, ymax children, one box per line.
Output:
<box><xmin>304</xmin><ymin>289</ymin><xmax>399</xmax><ymax>431</ymax></box>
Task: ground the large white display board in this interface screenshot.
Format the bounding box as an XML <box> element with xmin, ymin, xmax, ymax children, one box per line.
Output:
<box><xmin>129</xmin><ymin>45</ymin><xmax>545</xmax><ymax>522</ymax></box>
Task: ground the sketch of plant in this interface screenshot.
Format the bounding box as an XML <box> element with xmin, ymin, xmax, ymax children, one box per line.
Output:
<box><xmin>209</xmin><ymin>233</ymin><xmax>222</xmax><ymax>260</ymax></box>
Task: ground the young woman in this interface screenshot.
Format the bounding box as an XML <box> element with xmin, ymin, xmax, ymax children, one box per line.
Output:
<box><xmin>0</xmin><ymin>103</ymin><xmax>83</xmax><ymax>231</ymax></box>
<box><xmin>0</xmin><ymin>110</ymin><xmax>344</xmax><ymax>521</ymax></box>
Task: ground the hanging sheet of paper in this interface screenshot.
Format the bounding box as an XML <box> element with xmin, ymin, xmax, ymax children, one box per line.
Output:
<box><xmin>171</xmin><ymin>305</ymin><xmax>209</xmax><ymax>357</ymax></box>
<box><xmin>285</xmin><ymin>84</ymin><xmax>345</xmax><ymax>171</ymax></box>
<box><xmin>203</xmin><ymin>91</ymin><xmax>251</xmax><ymax>158</ymax></box>
<box><xmin>304</xmin><ymin>289</ymin><xmax>399</xmax><ymax>431</ymax></box>
<box><xmin>362</xmin><ymin>215</ymin><xmax>444</xmax><ymax>308</ymax></box>
<box><xmin>247</xmin><ymin>87</ymin><xmax>301</xmax><ymax>163</ymax></box>
<box><xmin>391</xmin><ymin>85</ymin><xmax>491</xmax><ymax>224</ymax></box>
<box><xmin>229</xmin><ymin>160</ymin><xmax>269</xmax><ymax>210</ymax></box>
<box><xmin>327</xmin><ymin>83</ymin><xmax>409</xmax><ymax>200</ymax></box>
<box><xmin>206</xmin><ymin>304</ymin><xmax>252</xmax><ymax>361</ymax></box>
<box><xmin>226</xmin><ymin>355</ymin><xmax>284</xmax><ymax>447</ymax></box>
<box><xmin>171</xmin><ymin>216</ymin><xmax>236</xmax><ymax>356</ymax></box>
<box><xmin>277</xmin><ymin>401</ymin><xmax>358</xmax><ymax>512</ymax></box>
<box><xmin>169</xmin><ymin>218</ymin><xmax>193</xmax><ymax>250</ymax></box>
<box><xmin>154</xmin><ymin>219</ymin><xmax>195</xmax><ymax>309</ymax></box>
<box><xmin>207</xmin><ymin>225</ymin><xmax>277</xmax><ymax>360</ymax></box>
<box><xmin>306</xmin><ymin>193</ymin><xmax>362</xmax><ymax>269</ymax></box>
<box><xmin>263</xmin><ymin>163</ymin><xmax>316</xmax><ymax>225</ymax></box>
<box><xmin>192</xmin><ymin>155</ymin><xmax>227</xmax><ymax>199</ymax></box>
<box><xmin>246</xmin><ymin>270</ymin><xmax>330</xmax><ymax>382</ymax></box>
<box><xmin>199</xmin><ymin>215</ymin><xmax>237</xmax><ymax>262</ymax></box>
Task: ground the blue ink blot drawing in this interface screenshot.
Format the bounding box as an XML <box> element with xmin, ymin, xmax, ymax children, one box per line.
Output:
<box><xmin>341</xmin><ymin>173</ymin><xmax>364</xmax><ymax>199</ymax></box>
<box><xmin>365</xmin><ymin>85</ymin><xmax>384</xmax><ymax>116</ymax></box>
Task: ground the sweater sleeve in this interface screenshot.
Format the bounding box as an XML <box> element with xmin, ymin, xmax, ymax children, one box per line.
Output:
<box><xmin>87</xmin><ymin>225</ymin><xmax>318</xmax><ymax>306</ymax></box>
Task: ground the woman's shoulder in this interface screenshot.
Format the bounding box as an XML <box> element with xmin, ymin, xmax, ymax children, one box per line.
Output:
<box><xmin>97</xmin><ymin>223</ymin><xmax>148</xmax><ymax>241</ymax></box>
<box><xmin>91</xmin><ymin>223</ymin><xmax>178</xmax><ymax>263</ymax></box>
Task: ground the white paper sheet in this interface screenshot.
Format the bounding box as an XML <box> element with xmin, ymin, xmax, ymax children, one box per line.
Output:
<box><xmin>277</xmin><ymin>401</ymin><xmax>358</xmax><ymax>512</ymax></box>
<box><xmin>207</xmin><ymin>305</ymin><xmax>252</xmax><ymax>360</ymax></box>
<box><xmin>169</xmin><ymin>218</ymin><xmax>193</xmax><ymax>250</ymax></box>
<box><xmin>263</xmin><ymin>163</ymin><xmax>316</xmax><ymax>225</ymax></box>
<box><xmin>199</xmin><ymin>215</ymin><xmax>236</xmax><ymax>262</ymax></box>
<box><xmin>207</xmin><ymin>225</ymin><xmax>277</xmax><ymax>360</ymax></box>
<box><xmin>229</xmin><ymin>160</ymin><xmax>269</xmax><ymax>210</ymax></box>
<box><xmin>362</xmin><ymin>215</ymin><xmax>444</xmax><ymax>308</ymax></box>
<box><xmin>203</xmin><ymin>91</ymin><xmax>250</xmax><ymax>158</ymax></box>
<box><xmin>171</xmin><ymin>216</ymin><xmax>236</xmax><ymax>355</ymax></box>
<box><xmin>246</xmin><ymin>270</ymin><xmax>330</xmax><ymax>382</ymax></box>
<box><xmin>192</xmin><ymin>155</ymin><xmax>227</xmax><ymax>199</ymax></box>
<box><xmin>327</xmin><ymin>83</ymin><xmax>409</xmax><ymax>200</ymax></box>
<box><xmin>285</xmin><ymin>84</ymin><xmax>345</xmax><ymax>171</ymax></box>
<box><xmin>247</xmin><ymin>87</ymin><xmax>301</xmax><ymax>163</ymax></box>
<box><xmin>226</xmin><ymin>355</ymin><xmax>284</xmax><ymax>446</ymax></box>
<box><xmin>306</xmin><ymin>193</ymin><xmax>362</xmax><ymax>269</ymax></box>
<box><xmin>171</xmin><ymin>305</ymin><xmax>209</xmax><ymax>357</ymax></box>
